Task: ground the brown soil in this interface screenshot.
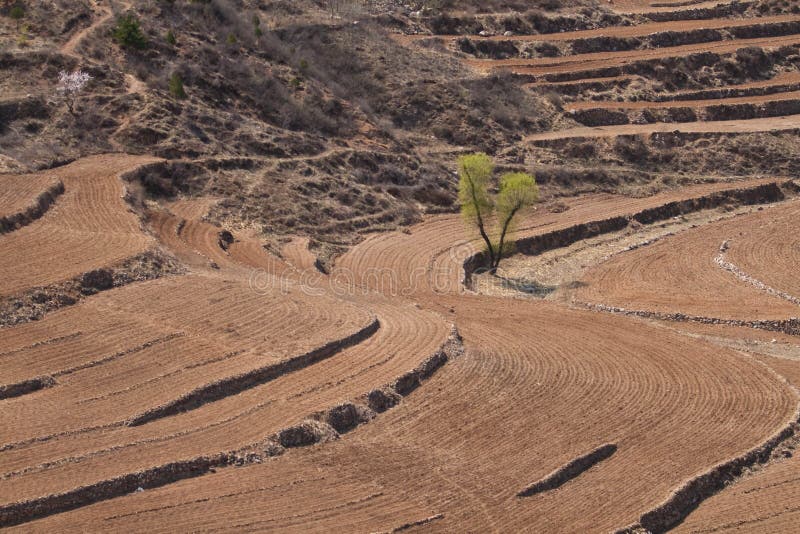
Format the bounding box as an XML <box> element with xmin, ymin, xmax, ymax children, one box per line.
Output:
<box><xmin>573</xmin><ymin>199</ymin><xmax>800</xmax><ymax>320</ymax></box>
<box><xmin>527</xmin><ymin>113</ymin><xmax>800</xmax><ymax>140</ymax></box>
<box><xmin>471</xmin><ymin>34</ymin><xmax>800</xmax><ymax>75</ymax></box>
<box><xmin>3</xmin><ymin>0</ymin><xmax>800</xmax><ymax>530</ymax></box>
<box><xmin>565</xmin><ymin>89</ymin><xmax>800</xmax><ymax>110</ymax></box>
<box><xmin>398</xmin><ymin>14</ymin><xmax>800</xmax><ymax>43</ymax></box>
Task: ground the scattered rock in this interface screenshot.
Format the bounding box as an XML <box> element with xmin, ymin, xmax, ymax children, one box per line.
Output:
<box><xmin>366</xmin><ymin>387</ymin><xmax>402</xmax><ymax>413</ymax></box>
<box><xmin>393</xmin><ymin>370</ymin><xmax>421</xmax><ymax>395</ymax></box>
<box><xmin>277</xmin><ymin>420</ymin><xmax>339</xmax><ymax>448</ymax></box>
<box><xmin>324</xmin><ymin>402</ymin><xmax>375</xmax><ymax>434</ymax></box>
<box><xmin>80</xmin><ymin>268</ymin><xmax>114</xmax><ymax>294</ymax></box>
<box><xmin>218</xmin><ymin>230</ymin><xmax>234</xmax><ymax>251</ymax></box>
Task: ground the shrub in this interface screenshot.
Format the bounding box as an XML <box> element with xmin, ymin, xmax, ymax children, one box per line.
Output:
<box><xmin>9</xmin><ymin>6</ymin><xmax>24</xmax><ymax>20</ymax></box>
<box><xmin>166</xmin><ymin>30</ymin><xmax>176</xmax><ymax>45</ymax></box>
<box><xmin>113</xmin><ymin>14</ymin><xmax>147</xmax><ymax>49</ymax></box>
<box><xmin>168</xmin><ymin>73</ymin><xmax>186</xmax><ymax>99</ymax></box>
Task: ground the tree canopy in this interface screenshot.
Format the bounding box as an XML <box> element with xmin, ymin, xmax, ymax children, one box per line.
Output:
<box><xmin>458</xmin><ymin>153</ymin><xmax>538</xmax><ymax>271</ymax></box>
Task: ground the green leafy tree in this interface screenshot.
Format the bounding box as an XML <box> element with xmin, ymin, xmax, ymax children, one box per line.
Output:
<box><xmin>113</xmin><ymin>14</ymin><xmax>147</xmax><ymax>49</ymax></box>
<box><xmin>458</xmin><ymin>153</ymin><xmax>538</xmax><ymax>272</ymax></box>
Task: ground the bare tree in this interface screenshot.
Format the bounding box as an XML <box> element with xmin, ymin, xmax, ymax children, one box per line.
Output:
<box><xmin>57</xmin><ymin>70</ymin><xmax>92</xmax><ymax>115</ymax></box>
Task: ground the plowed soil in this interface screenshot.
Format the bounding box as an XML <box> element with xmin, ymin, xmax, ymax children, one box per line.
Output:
<box><xmin>0</xmin><ymin>155</ymin><xmax>158</xmax><ymax>296</ymax></box>
<box><xmin>470</xmin><ymin>35</ymin><xmax>800</xmax><ymax>76</ymax></box>
<box><xmin>398</xmin><ymin>14</ymin><xmax>800</xmax><ymax>43</ymax></box>
<box><xmin>2</xmin><ymin>160</ymin><xmax>794</xmax><ymax>531</ymax></box>
<box><xmin>10</xmin><ymin>273</ymin><xmax>797</xmax><ymax>533</ymax></box>
<box><xmin>0</xmin><ymin>173</ymin><xmax>62</xmax><ymax>222</ymax></box>
<box><xmin>574</xmin><ymin>200</ymin><xmax>800</xmax><ymax>320</ymax></box>
<box><xmin>3</xmin><ymin>0</ymin><xmax>800</xmax><ymax>527</ymax></box>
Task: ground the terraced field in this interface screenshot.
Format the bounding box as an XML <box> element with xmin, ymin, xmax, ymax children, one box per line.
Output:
<box><xmin>0</xmin><ymin>155</ymin><xmax>157</xmax><ymax>295</ymax></box>
<box><xmin>11</xmin><ymin>296</ymin><xmax>797</xmax><ymax>533</ymax></box>
<box><xmin>674</xmin><ymin>351</ymin><xmax>800</xmax><ymax>534</ymax></box>
<box><xmin>2</xmin><ymin>0</ymin><xmax>800</xmax><ymax>530</ymax></box>
<box><xmin>0</xmin><ymin>172</ymin><xmax>63</xmax><ymax>230</ymax></box>
<box><xmin>1</xmin><ymin>152</ymin><xmax>797</xmax><ymax>530</ymax></box>
<box><xmin>415</xmin><ymin>0</ymin><xmax>800</xmax><ymax>143</ymax></box>
<box><xmin>572</xmin><ymin>200</ymin><xmax>800</xmax><ymax>320</ymax></box>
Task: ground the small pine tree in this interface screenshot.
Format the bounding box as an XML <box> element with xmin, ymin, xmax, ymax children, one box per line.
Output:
<box><xmin>9</xmin><ymin>6</ymin><xmax>24</xmax><ymax>21</ymax></box>
<box><xmin>113</xmin><ymin>14</ymin><xmax>147</xmax><ymax>49</ymax></box>
<box><xmin>166</xmin><ymin>30</ymin><xmax>176</xmax><ymax>46</ymax></box>
<box><xmin>226</xmin><ymin>33</ymin><xmax>237</xmax><ymax>45</ymax></box>
<box><xmin>168</xmin><ymin>73</ymin><xmax>186</xmax><ymax>99</ymax></box>
<box><xmin>9</xmin><ymin>5</ymin><xmax>24</xmax><ymax>29</ymax></box>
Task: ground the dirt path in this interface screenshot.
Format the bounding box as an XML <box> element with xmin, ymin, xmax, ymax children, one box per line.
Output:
<box><xmin>471</xmin><ymin>34</ymin><xmax>800</xmax><ymax>76</ymax></box>
<box><xmin>526</xmin><ymin>113</ymin><xmax>800</xmax><ymax>140</ymax></box>
<box><xmin>281</xmin><ymin>237</ymin><xmax>319</xmax><ymax>272</ymax></box>
<box><xmin>397</xmin><ymin>14</ymin><xmax>800</xmax><ymax>43</ymax></box>
<box><xmin>564</xmin><ymin>89</ymin><xmax>800</xmax><ymax>110</ymax></box>
<box><xmin>60</xmin><ymin>2</ymin><xmax>113</xmax><ymax>58</ymax></box>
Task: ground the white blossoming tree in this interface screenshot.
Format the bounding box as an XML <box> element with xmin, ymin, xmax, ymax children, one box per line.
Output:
<box><xmin>57</xmin><ymin>70</ymin><xmax>92</xmax><ymax>114</ymax></box>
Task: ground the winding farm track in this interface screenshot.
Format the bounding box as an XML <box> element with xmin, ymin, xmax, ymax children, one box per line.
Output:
<box><xmin>281</xmin><ymin>237</ymin><xmax>319</xmax><ymax>273</ymax></box>
<box><xmin>398</xmin><ymin>14</ymin><xmax>800</xmax><ymax>44</ymax></box>
<box><xmin>526</xmin><ymin>114</ymin><xmax>800</xmax><ymax>140</ymax></box>
<box><xmin>60</xmin><ymin>2</ymin><xmax>114</xmax><ymax>58</ymax></box>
